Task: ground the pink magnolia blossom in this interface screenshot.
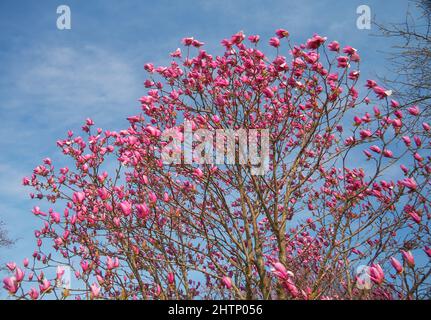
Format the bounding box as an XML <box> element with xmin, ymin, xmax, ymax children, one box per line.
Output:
<box><xmin>408</xmin><ymin>211</ymin><xmax>422</xmax><ymax>224</ymax></box>
<box><xmin>328</xmin><ymin>41</ymin><xmax>340</xmax><ymax>52</ymax></box>
<box><xmin>400</xmin><ymin>178</ymin><xmax>417</xmax><ymax>190</ymax></box>
<box><xmin>401</xmin><ymin>250</ymin><xmax>415</xmax><ymax>268</ymax></box>
<box><xmin>222</xmin><ymin>276</ymin><xmax>232</xmax><ymax>289</ymax></box>
<box><xmin>337</xmin><ymin>56</ymin><xmax>349</xmax><ymax>68</ymax></box>
<box><xmin>269</xmin><ymin>37</ymin><xmax>280</xmax><ymax>48</ymax></box>
<box><xmin>15</xmin><ymin>268</ymin><xmax>25</xmax><ymax>283</ymax></box>
<box><xmin>31</xmin><ymin>206</ymin><xmax>47</xmax><ymax>217</ymax></box>
<box><xmin>72</xmin><ymin>192</ymin><xmax>85</xmax><ymax>204</ymax></box>
<box><xmin>402</xmin><ymin>136</ymin><xmax>411</xmax><ymax>146</ymax></box>
<box><xmin>370</xmin><ymin>145</ymin><xmax>382</xmax><ymax>154</ymax></box>
<box><xmin>407</xmin><ymin>105</ymin><xmax>420</xmax><ymax>116</ymax></box>
<box><xmin>194</xmin><ymin>168</ymin><xmax>204</xmax><ymax>178</ymax></box>
<box><xmin>3</xmin><ymin>277</ymin><xmax>18</xmax><ymax>294</ymax></box>
<box><xmin>383</xmin><ymin>149</ymin><xmax>393</xmax><ymax>158</ymax></box>
<box><xmin>168</xmin><ymin>272</ymin><xmax>175</xmax><ymax>284</ymax></box>
<box><xmin>39</xmin><ymin>279</ymin><xmax>51</xmax><ymax>294</ymax></box>
<box><xmin>390</xmin><ymin>257</ymin><xmax>403</xmax><ymax>274</ymax></box>
<box><xmin>248</xmin><ymin>35</ymin><xmax>260</xmax><ymax>43</ymax></box>
<box><xmin>182</xmin><ymin>37</ymin><xmax>194</xmax><ymax>46</ymax></box>
<box><xmin>28</xmin><ymin>288</ymin><xmax>39</xmax><ymax>300</ymax></box>
<box><xmin>306</xmin><ymin>34</ymin><xmax>327</xmax><ymax>49</ymax></box>
<box><xmin>369</xmin><ymin>264</ymin><xmax>385</xmax><ymax>285</ymax></box>
<box><xmin>119</xmin><ymin>201</ymin><xmax>132</xmax><ymax>216</ymax></box>
<box><xmin>275</xmin><ymin>29</ymin><xmax>289</xmax><ymax>38</ymax></box>
<box><xmin>373</xmin><ymin>86</ymin><xmax>391</xmax><ymax>99</ymax></box>
<box><xmin>136</xmin><ymin>203</ymin><xmax>150</xmax><ymax>219</ymax></box>
<box><xmin>6</xmin><ymin>262</ymin><xmax>16</xmax><ymax>271</ymax></box>
<box><xmin>90</xmin><ymin>283</ymin><xmax>101</xmax><ymax>299</ymax></box>
<box><xmin>106</xmin><ymin>256</ymin><xmax>119</xmax><ymax>270</ymax></box>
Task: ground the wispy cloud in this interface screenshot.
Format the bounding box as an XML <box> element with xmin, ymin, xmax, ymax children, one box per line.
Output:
<box><xmin>2</xmin><ymin>45</ymin><xmax>142</xmax><ymax>128</ymax></box>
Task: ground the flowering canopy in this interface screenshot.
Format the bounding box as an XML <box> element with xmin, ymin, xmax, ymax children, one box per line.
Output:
<box><xmin>3</xmin><ymin>30</ymin><xmax>431</xmax><ymax>300</ymax></box>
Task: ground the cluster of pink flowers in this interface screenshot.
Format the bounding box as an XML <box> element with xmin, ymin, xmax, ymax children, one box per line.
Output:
<box><xmin>3</xmin><ymin>29</ymin><xmax>431</xmax><ymax>300</ymax></box>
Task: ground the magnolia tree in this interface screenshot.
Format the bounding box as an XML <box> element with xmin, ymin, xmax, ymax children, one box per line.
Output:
<box><xmin>3</xmin><ymin>30</ymin><xmax>431</xmax><ymax>300</ymax></box>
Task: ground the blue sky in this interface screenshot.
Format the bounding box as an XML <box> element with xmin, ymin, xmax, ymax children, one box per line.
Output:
<box><xmin>0</xmin><ymin>0</ymin><xmax>412</xmax><ymax>295</ymax></box>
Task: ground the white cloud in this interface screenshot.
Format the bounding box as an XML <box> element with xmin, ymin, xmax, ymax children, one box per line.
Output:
<box><xmin>3</xmin><ymin>45</ymin><xmax>142</xmax><ymax>129</ymax></box>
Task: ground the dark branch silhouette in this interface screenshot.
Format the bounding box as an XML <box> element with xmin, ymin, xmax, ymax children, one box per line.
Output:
<box><xmin>377</xmin><ymin>0</ymin><xmax>431</xmax><ymax>113</ymax></box>
<box><xmin>0</xmin><ymin>220</ymin><xmax>12</xmax><ymax>249</ymax></box>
